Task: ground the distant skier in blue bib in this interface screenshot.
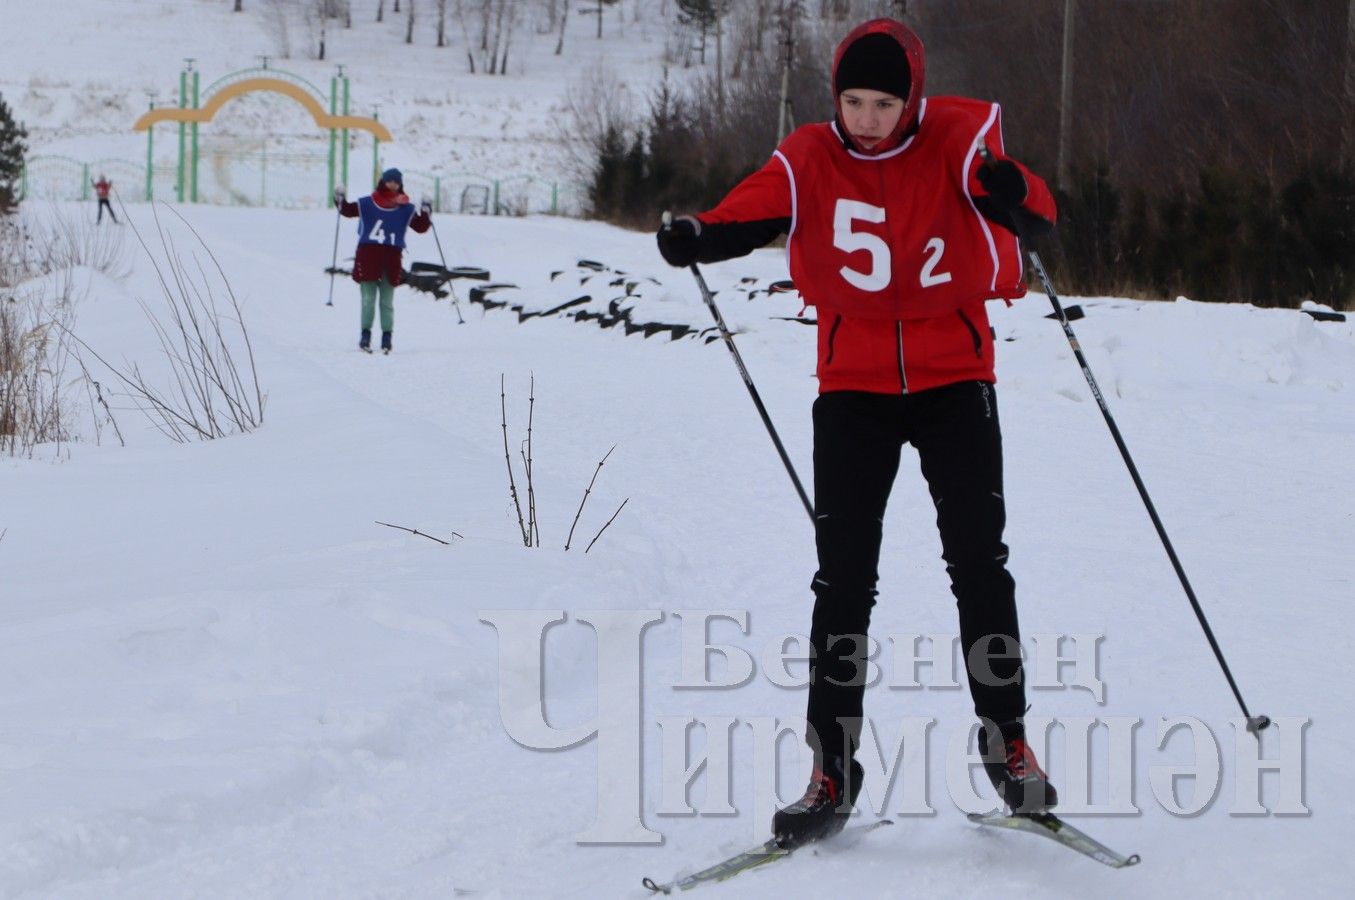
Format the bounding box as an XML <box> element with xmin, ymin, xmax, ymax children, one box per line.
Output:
<box><xmin>335</xmin><ymin>168</ymin><xmax>432</xmax><ymax>353</ymax></box>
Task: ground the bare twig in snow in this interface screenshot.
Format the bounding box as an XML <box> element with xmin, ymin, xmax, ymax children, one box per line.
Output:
<box><xmin>376</xmin><ymin>520</ymin><xmax>462</xmax><ymax>544</ymax></box>
<box><xmin>565</xmin><ymin>444</ymin><xmax>614</xmax><ymax>551</ymax></box>
<box><xmin>585</xmin><ymin>497</ymin><xmax>629</xmax><ymax>554</ymax></box>
<box><xmin>501</xmin><ymin>373</ymin><xmax>530</xmax><ymax>545</ymax></box>
<box><xmin>524</xmin><ymin>372</ymin><xmax>538</xmax><ymax>546</ymax></box>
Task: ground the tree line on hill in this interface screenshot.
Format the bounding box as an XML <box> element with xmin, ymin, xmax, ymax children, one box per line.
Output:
<box><xmin>586</xmin><ymin>0</ymin><xmax>1355</xmax><ymax>310</ymax></box>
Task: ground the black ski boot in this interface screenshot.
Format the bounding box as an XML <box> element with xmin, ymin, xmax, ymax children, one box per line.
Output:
<box><xmin>979</xmin><ymin>720</ymin><xmax>1058</xmax><ymax>814</ymax></box>
<box><xmin>359</xmin><ymin>328</ymin><xmax>372</xmax><ymax>353</ymax></box>
<box><xmin>380</xmin><ymin>331</ymin><xmax>392</xmax><ymax>354</ymax></box>
<box><xmin>772</xmin><ymin>754</ymin><xmax>863</xmax><ymax>849</ymax></box>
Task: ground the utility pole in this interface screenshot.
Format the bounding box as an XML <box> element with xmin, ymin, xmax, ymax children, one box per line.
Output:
<box><xmin>1057</xmin><ymin>0</ymin><xmax>1075</xmax><ymax>193</ymax></box>
<box><xmin>715</xmin><ymin>12</ymin><xmax>725</xmax><ymax>113</ymax></box>
<box><xmin>776</xmin><ymin>4</ymin><xmax>797</xmax><ymax>144</ymax></box>
<box><xmin>1344</xmin><ymin>0</ymin><xmax>1355</xmax><ymax>168</ymax></box>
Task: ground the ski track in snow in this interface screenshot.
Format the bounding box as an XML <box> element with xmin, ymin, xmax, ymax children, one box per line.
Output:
<box><xmin>3</xmin><ymin>2</ymin><xmax>1354</xmax><ymax>893</ymax></box>
<box><xmin>0</xmin><ymin>201</ymin><xmax>1351</xmax><ymax>897</ymax></box>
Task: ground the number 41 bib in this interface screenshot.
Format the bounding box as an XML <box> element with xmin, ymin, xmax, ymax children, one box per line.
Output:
<box><xmin>356</xmin><ymin>195</ymin><xmax>416</xmax><ymax>250</ymax></box>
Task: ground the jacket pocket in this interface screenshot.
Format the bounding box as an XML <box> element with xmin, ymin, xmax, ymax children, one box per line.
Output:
<box><xmin>825</xmin><ymin>314</ymin><xmax>843</xmax><ymax>365</ymax></box>
<box><xmin>956</xmin><ymin>309</ymin><xmax>983</xmax><ymax>358</ymax></box>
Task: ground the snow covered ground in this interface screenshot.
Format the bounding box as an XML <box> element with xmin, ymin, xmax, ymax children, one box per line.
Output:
<box><xmin>1</xmin><ymin>200</ymin><xmax>1352</xmax><ymax>897</ymax></box>
<box><xmin>5</xmin><ymin>0</ymin><xmax>683</xmax><ymax>210</ymax></box>
<box><xmin>4</xmin><ymin>1</ymin><xmax>1354</xmax><ymax>897</ymax></box>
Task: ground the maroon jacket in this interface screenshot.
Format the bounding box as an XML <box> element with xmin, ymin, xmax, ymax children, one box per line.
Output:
<box><xmin>338</xmin><ymin>187</ymin><xmax>431</xmax><ymax>285</ymax></box>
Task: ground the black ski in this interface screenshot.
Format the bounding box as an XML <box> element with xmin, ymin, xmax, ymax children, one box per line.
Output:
<box><xmin>967</xmin><ymin>811</ymin><xmax>1140</xmax><ymax>868</ymax></box>
<box><xmin>642</xmin><ymin>819</ymin><xmax>892</xmax><ymax>894</ymax></box>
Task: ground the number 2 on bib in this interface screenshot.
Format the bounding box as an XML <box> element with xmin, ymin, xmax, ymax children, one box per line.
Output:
<box><xmin>832</xmin><ymin>199</ymin><xmax>952</xmax><ymax>291</ymax></box>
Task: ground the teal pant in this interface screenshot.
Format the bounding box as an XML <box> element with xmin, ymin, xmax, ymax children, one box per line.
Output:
<box><xmin>360</xmin><ymin>278</ymin><xmax>395</xmax><ymax>333</ymax></box>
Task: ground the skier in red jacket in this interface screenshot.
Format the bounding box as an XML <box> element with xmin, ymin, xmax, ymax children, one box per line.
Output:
<box><xmin>92</xmin><ymin>175</ymin><xmax>117</xmax><ymax>224</ymax></box>
<box><xmin>657</xmin><ymin>18</ymin><xmax>1059</xmax><ymax>848</ymax></box>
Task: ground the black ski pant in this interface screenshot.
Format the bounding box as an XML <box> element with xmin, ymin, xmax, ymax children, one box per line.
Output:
<box><xmin>805</xmin><ymin>382</ymin><xmax>1028</xmax><ymax>762</ymax></box>
<box><xmin>96</xmin><ymin>199</ymin><xmax>116</xmax><ymax>224</ymax></box>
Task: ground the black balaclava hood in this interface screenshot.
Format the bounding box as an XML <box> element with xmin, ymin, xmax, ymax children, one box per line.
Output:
<box><xmin>831</xmin><ymin>19</ymin><xmax>926</xmax><ymax>155</ymax></box>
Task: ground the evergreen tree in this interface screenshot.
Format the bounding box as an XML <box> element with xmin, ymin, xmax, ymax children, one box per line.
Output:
<box><xmin>0</xmin><ymin>91</ymin><xmax>29</xmax><ymax>214</ymax></box>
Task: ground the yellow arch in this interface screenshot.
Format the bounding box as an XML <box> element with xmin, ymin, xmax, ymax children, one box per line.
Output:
<box><xmin>132</xmin><ymin>77</ymin><xmax>393</xmax><ymax>142</ymax></box>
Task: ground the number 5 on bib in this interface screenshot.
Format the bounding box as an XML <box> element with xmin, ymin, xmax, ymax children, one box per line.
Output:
<box><xmin>833</xmin><ymin>199</ymin><xmax>953</xmax><ymax>292</ymax></box>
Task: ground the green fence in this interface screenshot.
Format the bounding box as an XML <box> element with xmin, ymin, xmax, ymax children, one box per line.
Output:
<box><xmin>20</xmin><ymin>154</ymin><xmax>586</xmax><ymax>216</ymax></box>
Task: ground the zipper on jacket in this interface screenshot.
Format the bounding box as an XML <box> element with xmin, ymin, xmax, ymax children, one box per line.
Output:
<box><xmin>896</xmin><ymin>320</ymin><xmax>908</xmax><ymax>394</ymax></box>
<box><xmin>956</xmin><ymin>309</ymin><xmax>983</xmax><ymax>358</ymax></box>
<box><xmin>825</xmin><ymin>314</ymin><xmax>843</xmax><ymax>365</ymax></box>
<box><xmin>874</xmin><ymin>165</ymin><xmax>908</xmax><ymax>396</ymax></box>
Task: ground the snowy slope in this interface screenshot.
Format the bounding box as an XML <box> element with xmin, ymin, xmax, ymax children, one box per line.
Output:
<box><xmin>4</xmin><ymin>1</ymin><xmax>1354</xmax><ymax>896</ymax></box>
<box><xmin>1</xmin><ymin>201</ymin><xmax>1352</xmax><ymax>897</ymax></box>
<box><xmin>5</xmin><ymin>0</ymin><xmax>678</xmax><ymax>207</ymax></box>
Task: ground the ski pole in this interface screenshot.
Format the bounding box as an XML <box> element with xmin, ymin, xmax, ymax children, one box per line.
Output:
<box><xmin>976</xmin><ymin>146</ymin><xmax>1270</xmax><ymax>737</ymax></box>
<box><xmin>326</xmin><ymin>204</ymin><xmax>342</xmax><ymax>307</ymax></box>
<box><xmin>428</xmin><ymin>215</ymin><xmax>465</xmax><ymax>325</ymax></box>
<box><xmin>664</xmin><ymin>212</ymin><xmax>814</xmax><ymax>523</ymax></box>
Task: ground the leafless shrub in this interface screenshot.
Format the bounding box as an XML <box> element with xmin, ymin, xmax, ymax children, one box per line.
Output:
<box><xmin>0</xmin><ymin>283</ymin><xmax>78</xmax><ymax>458</ymax></box>
<box><xmin>72</xmin><ymin>204</ymin><xmax>266</xmax><ymax>443</ymax></box>
<box><xmin>0</xmin><ymin>204</ymin><xmax>130</xmax><ymax>284</ymax></box>
<box><xmin>261</xmin><ymin>0</ymin><xmax>295</xmax><ymax>58</ymax></box>
<box><xmin>0</xmin><ymin>207</ymin><xmax>75</xmax><ymax>456</ymax></box>
<box><xmin>501</xmin><ymin>374</ymin><xmax>627</xmax><ymax>551</ymax></box>
<box><xmin>500</xmin><ymin>373</ymin><xmax>535</xmax><ymax>546</ymax></box>
<box><xmin>559</xmin><ymin>58</ymin><xmax>636</xmax><ymax>184</ymax></box>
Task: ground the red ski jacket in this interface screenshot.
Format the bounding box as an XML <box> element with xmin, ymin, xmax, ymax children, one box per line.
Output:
<box><xmin>692</xmin><ymin>97</ymin><xmax>1056</xmax><ymax>395</ymax></box>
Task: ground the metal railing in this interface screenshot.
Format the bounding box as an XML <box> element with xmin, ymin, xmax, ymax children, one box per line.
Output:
<box><xmin>19</xmin><ymin>155</ymin><xmax>586</xmax><ymax>216</ymax></box>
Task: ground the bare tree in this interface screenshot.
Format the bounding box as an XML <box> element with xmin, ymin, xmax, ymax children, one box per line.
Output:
<box><xmin>406</xmin><ymin>0</ymin><xmax>417</xmax><ymax>42</ymax></box>
<box><xmin>234</xmin><ymin>0</ymin><xmax>244</xmax><ymax>11</ymax></box>
<box><xmin>454</xmin><ymin>0</ymin><xmax>477</xmax><ymax>70</ymax></box>
<box><xmin>298</xmin><ymin>0</ymin><xmax>337</xmax><ymax>60</ymax></box>
<box><xmin>377</xmin><ymin>0</ymin><xmax>385</xmax><ymax>21</ymax></box>
<box><xmin>555</xmin><ymin>0</ymin><xmax>570</xmax><ymax>54</ymax></box>
<box><xmin>438</xmin><ymin>0</ymin><xmax>449</xmax><ymax>46</ymax></box>
<box><xmin>261</xmin><ymin>0</ymin><xmax>294</xmax><ymax>59</ymax></box>
<box><xmin>488</xmin><ymin>0</ymin><xmax>508</xmax><ymax>71</ymax></box>
<box><xmin>457</xmin><ymin>0</ymin><xmax>520</xmax><ymax>73</ymax></box>
<box><xmin>559</xmin><ymin>58</ymin><xmax>634</xmax><ymax>181</ymax></box>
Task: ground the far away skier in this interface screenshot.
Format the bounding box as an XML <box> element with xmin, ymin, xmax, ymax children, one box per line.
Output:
<box><xmin>334</xmin><ymin>167</ymin><xmax>432</xmax><ymax>354</ymax></box>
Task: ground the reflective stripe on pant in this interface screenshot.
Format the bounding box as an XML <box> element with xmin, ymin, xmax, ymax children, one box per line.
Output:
<box><xmin>359</xmin><ymin>277</ymin><xmax>395</xmax><ymax>333</ymax></box>
<box><xmin>805</xmin><ymin>382</ymin><xmax>1028</xmax><ymax>761</ymax></box>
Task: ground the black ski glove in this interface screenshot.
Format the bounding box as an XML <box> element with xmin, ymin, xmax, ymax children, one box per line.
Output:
<box><xmin>657</xmin><ymin>216</ymin><xmax>702</xmax><ymax>267</ymax></box>
<box><xmin>977</xmin><ymin>159</ymin><xmax>1028</xmax><ymax>212</ymax></box>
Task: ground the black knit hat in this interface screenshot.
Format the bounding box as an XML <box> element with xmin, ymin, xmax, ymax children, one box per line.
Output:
<box><xmin>835</xmin><ymin>32</ymin><xmax>911</xmax><ymax>99</ymax></box>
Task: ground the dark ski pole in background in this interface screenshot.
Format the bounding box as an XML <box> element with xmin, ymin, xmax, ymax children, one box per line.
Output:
<box><xmin>977</xmin><ymin>144</ymin><xmax>1269</xmax><ymax>737</ymax></box>
<box><xmin>326</xmin><ymin>205</ymin><xmax>342</xmax><ymax>307</ymax></box>
<box><xmin>429</xmin><ymin>216</ymin><xmax>465</xmax><ymax>325</ymax></box>
<box><xmin>664</xmin><ymin>212</ymin><xmax>814</xmax><ymax>523</ymax></box>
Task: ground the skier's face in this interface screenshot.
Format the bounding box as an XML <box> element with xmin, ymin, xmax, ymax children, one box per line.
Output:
<box><xmin>839</xmin><ymin>89</ymin><xmax>905</xmax><ymax>149</ymax></box>
<box><xmin>383</xmin><ymin>179</ymin><xmax>401</xmax><ymax>192</ymax></box>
